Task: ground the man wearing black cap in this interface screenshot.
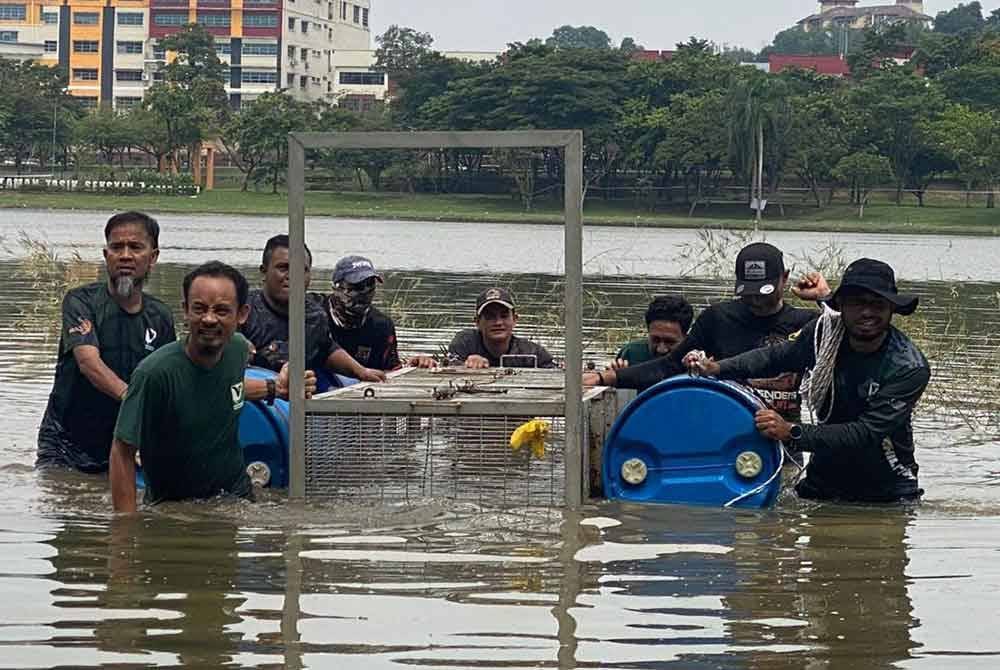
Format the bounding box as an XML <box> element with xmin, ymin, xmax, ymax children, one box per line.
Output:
<box><xmin>322</xmin><ymin>255</ymin><xmax>435</xmax><ymax>371</ymax></box>
<box><xmin>448</xmin><ymin>287</ymin><xmax>556</xmax><ymax>369</ymax></box>
<box><xmin>586</xmin><ymin>242</ymin><xmax>829</xmax><ymax>426</ymax></box>
<box><xmin>689</xmin><ymin>259</ymin><xmax>930</xmax><ymax>503</ymax></box>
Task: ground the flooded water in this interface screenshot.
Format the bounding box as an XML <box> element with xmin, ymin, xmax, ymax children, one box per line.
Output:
<box><xmin>1</xmin><ymin>209</ymin><xmax>999</xmax><ymax>668</ymax></box>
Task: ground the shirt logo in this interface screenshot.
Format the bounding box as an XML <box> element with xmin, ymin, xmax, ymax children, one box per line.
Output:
<box><xmin>744</xmin><ymin>260</ymin><xmax>767</xmax><ymax>280</ymax></box>
<box><xmin>68</xmin><ymin>318</ymin><xmax>93</xmax><ymax>337</ymax></box>
<box><xmin>231</xmin><ymin>382</ymin><xmax>245</xmax><ymax>411</ymax></box>
<box><xmin>861</xmin><ymin>380</ymin><xmax>880</xmax><ymax>399</ymax></box>
<box><xmin>357</xmin><ymin>345</ymin><xmax>372</xmax><ymax>363</ymax></box>
<box><xmin>144</xmin><ymin>327</ymin><xmax>157</xmax><ymax>351</ymax></box>
<box><xmin>485</xmin><ymin>288</ymin><xmax>502</xmax><ymax>300</ymax></box>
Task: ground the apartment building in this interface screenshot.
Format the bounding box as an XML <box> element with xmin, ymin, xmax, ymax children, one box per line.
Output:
<box><xmin>0</xmin><ymin>0</ymin><xmax>372</xmax><ymax>108</ymax></box>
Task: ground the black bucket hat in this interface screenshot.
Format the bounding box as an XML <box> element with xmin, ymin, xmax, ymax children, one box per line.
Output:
<box><xmin>832</xmin><ymin>258</ymin><xmax>918</xmax><ymax>316</ymax></box>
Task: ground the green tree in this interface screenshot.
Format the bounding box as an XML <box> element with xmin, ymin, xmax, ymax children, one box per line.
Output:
<box><xmin>653</xmin><ymin>91</ymin><xmax>728</xmax><ymax>205</ymax></box>
<box><xmin>72</xmin><ymin>107</ymin><xmax>142</xmax><ymax>174</ymax></box>
<box><xmin>545</xmin><ymin>25</ymin><xmax>612</xmax><ymax>50</ymax></box>
<box><xmin>0</xmin><ymin>58</ymin><xmax>77</xmax><ymax>172</ymax></box>
<box><xmin>924</xmin><ymin>104</ymin><xmax>1000</xmax><ymax>207</ymax></box>
<box><xmin>934</xmin><ymin>1</ymin><xmax>985</xmax><ymax>34</ymax></box>
<box><xmin>128</xmin><ymin>107</ymin><xmax>173</xmax><ymax>172</ymax></box>
<box><xmin>846</xmin><ymin>23</ymin><xmax>908</xmax><ymax>79</ymax></box>
<box><xmin>761</xmin><ymin>26</ymin><xmax>844</xmax><ymax>57</ymax></box>
<box><xmin>832</xmin><ymin>151</ymin><xmax>894</xmax><ymax>217</ymax></box>
<box><xmin>787</xmin><ymin>91</ymin><xmax>850</xmax><ymax>207</ymax></box>
<box><xmin>619</xmin><ymin>37</ymin><xmax>642</xmax><ymax>54</ymax></box>
<box><xmin>373</xmin><ymin>25</ymin><xmax>434</xmax><ymax>80</ymax></box>
<box><xmin>938</xmin><ymin>64</ymin><xmax>1000</xmax><ymax>109</ymax></box>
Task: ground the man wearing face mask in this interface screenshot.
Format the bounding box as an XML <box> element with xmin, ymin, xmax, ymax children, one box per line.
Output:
<box><xmin>585</xmin><ymin>243</ymin><xmax>830</xmax><ymax>427</ymax></box>
<box><xmin>322</xmin><ymin>255</ymin><xmax>435</xmax><ymax>372</ymax></box>
<box><xmin>37</xmin><ymin>211</ymin><xmax>176</xmax><ymax>473</ymax></box>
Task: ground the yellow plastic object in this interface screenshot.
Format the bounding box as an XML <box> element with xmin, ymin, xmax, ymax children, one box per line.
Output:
<box><xmin>510</xmin><ymin>419</ymin><xmax>551</xmax><ymax>459</ymax></box>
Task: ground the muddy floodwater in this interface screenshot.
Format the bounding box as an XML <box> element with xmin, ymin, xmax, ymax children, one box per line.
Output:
<box><xmin>0</xmin><ymin>210</ymin><xmax>999</xmax><ymax>669</ymax></box>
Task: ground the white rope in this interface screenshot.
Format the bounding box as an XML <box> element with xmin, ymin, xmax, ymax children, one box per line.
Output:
<box><xmin>803</xmin><ymin>304</ymin><xmax>845</xmax><ymax>425</ymax></box>
<box><xmin>724</xmin><ymin>445</ymin><xmax>785</xmax><ymax>508</ymax></box>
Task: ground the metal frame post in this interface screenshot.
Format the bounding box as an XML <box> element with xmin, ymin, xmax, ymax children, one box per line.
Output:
<box><xmin>286</xmin><ymin>130</ymin><xmax>585</xmax><ymax>505</ymax></box>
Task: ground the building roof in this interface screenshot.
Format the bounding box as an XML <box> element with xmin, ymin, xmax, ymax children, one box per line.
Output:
<box><xmin>769</xmin><ymin>54</ymin><xmax>852</xmax><ymax>76</ymax></box>
<box><xmin>798</xmin><ymin>4</ymin><xmax>931</xmax><ymax>24</ymax></box>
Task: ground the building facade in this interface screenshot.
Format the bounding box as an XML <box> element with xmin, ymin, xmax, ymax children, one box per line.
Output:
<box><xmin>0</xmin><ymin>0</ymin><xmax>371</xmax><ymax>108</ymax></box>
<box><xmin>798</xmin><ymin>0</ymin><xmax>931</xmax><ymax>32</ymax></box>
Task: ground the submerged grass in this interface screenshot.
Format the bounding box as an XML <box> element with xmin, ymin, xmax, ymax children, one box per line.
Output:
<box><xmin>2</xmin><ymin>189</ymin><xmax>1000</xmax><ymax>236</ymax></box>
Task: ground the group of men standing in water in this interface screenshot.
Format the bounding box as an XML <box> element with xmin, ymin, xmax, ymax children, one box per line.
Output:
<box><xmin>35</xmin><ymin>210</ymin><xmax>931</xmax><ymax>511</ymax></box>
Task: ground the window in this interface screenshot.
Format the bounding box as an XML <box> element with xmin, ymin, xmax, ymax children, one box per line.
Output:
<box><xmin>244</xmin><ymin>14</ymin><xmax>277</xmax><ymax>27</ymax></box>
<box><xmin>0</xmin><ymin>30</ymin><xmax>17</xmax><ymax>43</ymax></box>
<box><xmin>338</xmin><ymin>71</ymin><xmax>384</xmax><ymax>86</ymax></box>
<box><xmin>152</xmin><ymin>46</ymin><xmax>166</xmax><ymax>59</ymax></box>
<box><xmin>340</xmin><ymin>93</ymin><xmax>375</xmax><ymax>114</ymax></box>
<box><xmin>311</xmin><ymin>76</ymin><xmax>320</xmax><ymax>85</ymax></box>
<box><xmin>362</xmin><ymin>7</ymin><xmax>368</xmax><ymax>27</ymax></box>
<box><xmin>115</xmin><ymin>96</ymin><xmax>141</xmax><ymax>109</ymax></box>
<box><xmin>41</xmin><ymin>11</ymin><xmax>58</xmax><ymax>24</ymax></box>
<box><xmin>242</xmin><ymin>42</ymin><xmax>277</xmax><ymax>56</ymax></box>
<box><xmin>44</xmin><ymin>40</ymin><xmax>57</xmax><ymax>53</ymax></box>
<box><xmin>154</xmin><ymin>13</ymin><xmax>187</xmax><ymax>26</ymax></box>
<box><xmin>117</xmin><ymin>41</ymin><xmax>143</xmax><ymax>54</ymax></box>
<box><xmin>352</xmin><ymin>4</ymin><xmax>359</xmax><ymax>23</ymax></box>
<box><xmin>73</xmin><ymin>68</ymin><xmax>98</xmax><ymax>81</ymax></box>
<box><xmin>73</xmin><ymin>12</ymin><xmax>99</xmax><ymax>25</ymax></box>
<box><xmin>117</xmin><ymin>12</ymin><xmax>144</xmax><ymax>26</ymax></box>
<box><xmin>286</xmin><ymin>72</ymin><xmax>294</xmax><ymax>85</ymax></box>
<box><xmin>242</xmin><ymin>70</ymin><xmax>277</xmax><ymax>84</ymax></box>
<box><xmin>340</xmin><ymin>1</ymin><xmax>346</xmax><ymax>19</ymax></box>
<box><xmin>0</xmin><ymin>5</ymin><xmax>25</xmax><ymax>21</ymax></box>
<box><xmin>78</xmin><ymin>96</ymin><xmax>98</xmax><ymax>109</ymax></box>
<box><xmin>300</xmin><ymin>47</ymin><xmax>307</xmax><ymax>59</ymax></box>
<box><xmin>152</xmin><ymin>70</ymin><xmax>164</xmax><ymax>81</ymax></box>
<box><xmin>216</xmin><ymin>42</ymin><xmax>231</xmax><ymax>55</ymax></box>
<box><xmin>244</xmin><ymin>0</ymin><xmax>276</xmax><ymax>4</ymax></box>
<box><xmin>73</xmin><ymin>40</ymin><xmax>99</xmax><ymax>53</ymax></box>
<box><xmin>299</xmin><ymin>74</ymin><xmax>307</xmax><ymax>88</ymax></box>
<box><xmin>300</xmin><ymin>20</ymin><xmax>308</xmax><ymax>33</ymax></box>
<box><xmin>115</xmin><ymin>69</ymin><xmax>143</xmax><ymax>81</ymax></box>
<box><xmin>197</xmin><ymin>12</ymin><xmax>230</xmax><ymax>27</ymax></box>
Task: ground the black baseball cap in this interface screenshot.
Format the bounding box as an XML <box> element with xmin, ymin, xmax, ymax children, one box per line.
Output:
<box><xmin>832</xmin><ymin>258</ymin><xmax>918</xmax><ymax>315</ymax></box>
<box><xmin>476</xmin><ymin>287</ymin><xmax>516</xmax><ymax>315</ymax></box>
<box><xmin>734</xmin><ymin>242</ymin><xmax>785</xmax><ymax>297</ymax></box>
<box><xmin>332</xmin><ymin>255</ymin><xmax>382</xmax><ymax>285</ymax></box>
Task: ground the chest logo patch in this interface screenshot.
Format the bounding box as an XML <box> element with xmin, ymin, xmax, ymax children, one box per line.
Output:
<box><xmin>862</xmin><ymin>380</ymin><xmax>881</xmax><ymax>400</ymax></box>
<box><xmin>231</xmin><ymin>382</ymin><xmax>245</xmax><ymax>411</ymax></box>
<box><xmin>144</xmin><ymin>327</ymin><xmax>157</xmax><ymax>351</ymax></box>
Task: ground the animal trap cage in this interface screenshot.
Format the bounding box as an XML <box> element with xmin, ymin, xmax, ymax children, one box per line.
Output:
<box><xmin>303</xmin><ymin>368</ymin><xmax>618</xmax><ymax>506</ymax></box>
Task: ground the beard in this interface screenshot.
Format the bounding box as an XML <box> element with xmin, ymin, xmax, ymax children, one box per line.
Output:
<box><xmin>113</xmin><ymin>275</ymin><xmax>142</xmax><ymax>299</ymax></box>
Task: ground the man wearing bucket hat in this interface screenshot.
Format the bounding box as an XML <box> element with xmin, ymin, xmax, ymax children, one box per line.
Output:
<box><xmin>322</xmin><ymin>255</ymin><xmax>435</xmax><ymax>371</ymax></box>
<box><xmin>448</xmin><ymin>287</ymin><xmax>556</xmax><ymax>369</ymax></box>
<box><xmin>587</xmin><ymin>242</ymin><xmax>829</xmax><ymax>426</ymax></box>
<box><xmin>689</xmin><ymin>259</ymin><xmax>930</xmax><ymax>503</ymax></box>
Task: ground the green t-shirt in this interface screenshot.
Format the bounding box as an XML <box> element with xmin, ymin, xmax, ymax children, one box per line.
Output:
<box><xmin>114</xmin><ymin>335</ymin><xmax>252</xmax><ymax>505</ymax></box>
<box><xmin>616</xmin><ymin>339</ymin><xmax>656</xmax><ymax>366</ymax></box>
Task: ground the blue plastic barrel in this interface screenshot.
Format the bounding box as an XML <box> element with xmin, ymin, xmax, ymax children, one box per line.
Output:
<box><xmin>602</xmin><ymin>376</ymin><xmax>783</xmax><ymax>509</ymax></box>
<box><xmin>239</xmin><ymin>367</ymin><xmax>291</xmax><ymax>488</ymax></box>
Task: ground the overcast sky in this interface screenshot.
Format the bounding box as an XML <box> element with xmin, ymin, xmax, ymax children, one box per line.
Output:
<box><xmin>371</xmin><ymin>1</ymin><xmax>1000</xmax><ymax>53</ymax></box>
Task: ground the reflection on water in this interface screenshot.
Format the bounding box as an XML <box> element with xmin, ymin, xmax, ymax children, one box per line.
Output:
<box><xmin>0</xmin><ymin>218</ymin><xmax>999</xmax><ymax>668</ymax></box>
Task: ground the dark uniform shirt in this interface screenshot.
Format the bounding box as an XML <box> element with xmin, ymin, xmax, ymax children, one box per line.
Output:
<box><xmin>616</xmin><ymin>301</ymin><xmax>816</xmax><ymax>421</ymax></box>
<box><xmin>114</xmin><ymin>335</ymin><xmax>252</xmax><ymax>504</ymax></box>
<box><xmin>718</xmin><ymin>321</ymin><xmax>930</xmax><ymax>503</ymax></box>
<box><xmin>324</xmin><ymin>302</ymin><xmax>401</xmax><ymax>371</ymax></box>
<box><xmin>240</xmin><ymin>289</ymin><xmax>338</xmax><ymax>372</ymax></box>
<box><xmin>37</xmin><ymin>282</ymin><xmax>176</xmax><ymax>473</ymax></box>
<box><xmin>617</xmin><ymin>339</ymin><xmax>657</xmax><ymax>366</ymax></box>
<box><xmin>448</xmin><ymin>329</ymin><xmax>556</xmax><ymax>369</ymax></box>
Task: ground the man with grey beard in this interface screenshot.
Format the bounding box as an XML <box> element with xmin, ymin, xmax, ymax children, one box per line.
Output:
<box><xmin>37</xmin><ymin>211</ymin><xmax>176</xmax><ymax>473</ymax></box>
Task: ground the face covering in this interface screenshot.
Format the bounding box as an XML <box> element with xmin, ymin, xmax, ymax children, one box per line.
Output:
<box><xmin>328</xmin><ymin>280</ymin><xmax>376</xmax><ymax>329</ymax></box>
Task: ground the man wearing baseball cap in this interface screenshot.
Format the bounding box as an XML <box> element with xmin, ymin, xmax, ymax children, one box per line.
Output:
<box><xmin>587</xmin><ymin>242</ymin><xmax>830</xmax><ymax>426</ymax></box>
<box><xmin>448</xmin><ymin>287</ymin><xmax>556</xmax><ymax>369</ymax></box>
<box><xmin>321</xmin><ymin>255</ymin><xmax>435</xmax><ymax>371</ymax></box>
<box><xmin>688</xmin><ymin>259</ymin><xmax>930</xmax><ymax>503</ymax></box>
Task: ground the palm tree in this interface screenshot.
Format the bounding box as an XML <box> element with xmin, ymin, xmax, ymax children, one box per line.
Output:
<box><xmin>727</xmin><ymin>75</ymin><xmax>787</xmax><ymax>225</ymax></box>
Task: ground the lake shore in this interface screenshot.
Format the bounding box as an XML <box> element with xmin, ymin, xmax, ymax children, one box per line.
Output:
<box><xmin>2</xmin><ymin>189</ymin><xmax>998</xmax><ymax>236</ymax></box>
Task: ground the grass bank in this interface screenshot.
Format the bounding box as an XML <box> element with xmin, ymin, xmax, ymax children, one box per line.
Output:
<box><xmin>2</xmin><ymin>189</ymin><xmax>998</xmax><ymax>236</ymax></box>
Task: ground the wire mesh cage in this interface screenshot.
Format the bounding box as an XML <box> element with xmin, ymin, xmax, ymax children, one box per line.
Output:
<box><xmin>303</xmin><ymin>368</ymin><xmax>617</xmax><ymax>506</ymax></box>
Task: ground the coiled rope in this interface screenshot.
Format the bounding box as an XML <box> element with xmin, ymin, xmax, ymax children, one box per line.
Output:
<box><xmin>803</xmin><ymin>303</ymin><xmax>845</xmax><ymax>425</ymax></box>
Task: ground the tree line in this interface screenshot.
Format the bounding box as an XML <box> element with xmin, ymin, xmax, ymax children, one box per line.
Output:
<box><xmin>1</xmin><ymin>6</ymin><xmax>999</xmax><ymax>212</ymax></box>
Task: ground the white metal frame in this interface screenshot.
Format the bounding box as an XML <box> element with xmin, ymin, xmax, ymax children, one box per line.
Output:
<box><xmin>287</xmin><ymin>130</ymin><xmax>585</xmax><ymax>505</ymax></box>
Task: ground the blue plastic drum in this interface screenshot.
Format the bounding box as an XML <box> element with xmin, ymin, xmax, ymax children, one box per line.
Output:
<box><xmin>240</xmin><ymin>367</ymin><xmax>291</xmax><ymax>488</ymax></box>
<box><xmin>602</xmin><ymin>376</ymin><xmax>783</xmax><ymax>509</ymax></box>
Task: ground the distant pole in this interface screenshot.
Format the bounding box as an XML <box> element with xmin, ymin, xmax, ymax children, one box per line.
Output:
<box><xmin>50</xmin><ymin>102</ymin><xmax>58</xmax><ymax>172</ymax></box>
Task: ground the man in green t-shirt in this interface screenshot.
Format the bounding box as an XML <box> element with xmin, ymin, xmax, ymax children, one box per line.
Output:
<box><xmin>612</xmin><ymin>295</ymin><xmax>694</xmax><ymax>368</ymax></box>
<box><xmin>110</xmin><ymin>261</ymin><xmax>315</xmax><ymax>512</ymax></box>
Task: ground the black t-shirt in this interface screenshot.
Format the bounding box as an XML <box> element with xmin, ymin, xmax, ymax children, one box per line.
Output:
<box><xmin>37</xmin><ymin>282</ymin><xmax>176</xmax><ymax>473</ymax></box>
<box><xmin>719</xmin><ymin>321</ymin><xmax>930</xmax><ymax>502</ymax></box>
<box><xmin>240</xmin><ymin>289</ymin><xmax>338</xmax><ymax>372</ymax></box>
<box><xmin>324</xmin><ymin>302</ymin><xmax>401</xmax><ymax>371</ymax></box>
<box><xmin>448</xmin><ymin>329</ymin><xmax>556</xmax><ymax>368</ymax></box>
<box><xmin>616</xmin><ymin>300</ymin><xmax>817</xmax><ymax>420</ymax></box>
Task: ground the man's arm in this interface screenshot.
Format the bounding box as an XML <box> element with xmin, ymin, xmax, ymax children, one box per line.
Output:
<box><xmin>109</xmin><ymin>438</ymin><xmax>137</xmax><ymax>513</ymax></box>
<box><xmin>614</xmin><ymin>316</ymin><xmax>709</xmax><ymax>390</ymax></box>
<box><xmin>716</xmin><ymin>321</ymin><xmax>816</xmax><ymax>381</ymax></box>
<box><xmin>60</xmin><ymin>291</ymin><xmax>129</xmax><ymax>401</ymax></box>
<box><xmin>74</xmin><ymin>346</ymin><xmax>129</xmax><ymax>400</ymax></box>
<box><xmin>796</xmin><ymin>366</ymin><xmax>929</xmax><ymax>454</ymax></box>
<box><xmin>325</xmin><ymin>349</ymin><xmax>386</xmax><ymax>382</ymax></box>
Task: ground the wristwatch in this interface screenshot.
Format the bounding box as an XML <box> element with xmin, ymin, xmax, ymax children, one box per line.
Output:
<box><xmin>265</xmin><ymin>378</ymin><xmax>277</xmax><ymax>406</ymax></box>
<box><xmin>789</xmin><ymin>423</ymin><xmax>804</xmax><ymax>442</ymax></box>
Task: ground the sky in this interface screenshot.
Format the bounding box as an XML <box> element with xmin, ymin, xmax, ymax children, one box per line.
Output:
<box><xmin>370</xmin><ymin>0</ymin><xmax>1000</xmax><ymax>53</ymax></box>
